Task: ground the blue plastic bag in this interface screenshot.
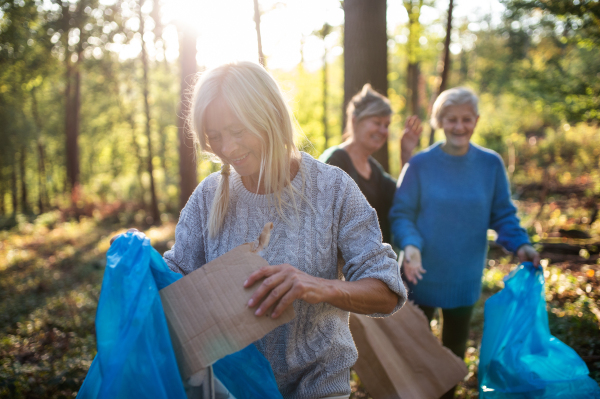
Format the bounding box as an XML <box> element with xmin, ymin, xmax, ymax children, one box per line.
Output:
<box><xmin>78</xmin><ymin>232</ymin><xmax>283</xmax><ymax>399</ymax></box>
<box><xmin>214</xmin><ymin>344</ymin><xmax>283</xmax><ymax>399</ymax></box>
<box><xmin>77</xmin><ymin>232</ymin><xmax>186</xmax><ymax>399</ymax></box>
<box><xmin>479</xmin><ymin>262</ymin><xmax>600</xmax><ymax>398</ymax></box>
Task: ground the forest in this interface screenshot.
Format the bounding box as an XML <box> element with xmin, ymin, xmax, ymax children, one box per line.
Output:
<box><xmin>1</xmin><ymin>0</ymin><xmax>599</xmax><ymax>397</ymax></box>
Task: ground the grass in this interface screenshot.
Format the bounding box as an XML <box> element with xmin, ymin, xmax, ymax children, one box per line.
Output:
<box><xmin>0</xmin><ymin>200</ymin><xmax>599</xmax><ymax>398</ymax></box>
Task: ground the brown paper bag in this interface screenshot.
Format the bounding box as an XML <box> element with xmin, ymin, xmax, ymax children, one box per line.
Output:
<box><xmin>159</xmin><ymin>223</ymin><xmax>295</xmax><ymax>380</ymax></box>
<box><xmin>350</xmin><ymin>301</ymin><xmax>468</xmax><ymax>399</ymax></box>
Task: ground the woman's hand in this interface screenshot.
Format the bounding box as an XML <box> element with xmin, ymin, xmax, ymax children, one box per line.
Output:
<box><xmin>402</xmin><ymin>245</ymin><xmax>425</xmax><ymax>284</ymax></box>
<box><xmin>110</xmin><ymin>228</ymin><xmax>141</xmax><ymax>245</ymax></box>
<box><xmin>400</xmin><ymin>115</ymin><xmax>423</xmax><ymax>166</ymax></box>
<box><xmin>516</xmin><ymin>244</ymin><xmax>541</xmax><ymax>267</ymax></box>
<box><xmin>245</xmin><ymin>264</ymin><xmax>399</xmax><ymax>317</ymax></box>
<box><xmin>244</xmin><ymin>264</ymin><xmax>327</xmax><ymax>319</ymax></box>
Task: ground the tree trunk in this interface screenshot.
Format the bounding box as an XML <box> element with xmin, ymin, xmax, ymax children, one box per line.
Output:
<box><xmin>11</xmin><ymin>158</ymin><xmax>17</xmax><ymax>215</ymax></box>
<box><xmin>37</xmin><ymin>141</ymin><xmax>47</xmax><ymax>213</ymax></box>
<box><xmin>31</xmin><ymin>89</ymin><xmax>48</xmax><ymax>213</ymax></box>
<box><xmin>140</xmin><ymin>2</ymin><xmax>160</xmax><ymax>224</ymax></box>
<box><xmin>459</xmin><ymin>44</ymin><xmax>469</xmax><ymax>82</ymax></box>
<box><xmin>130</xmin><ymin>116</ymin><xmax>146</xmax><ymax>207</ymax></box>
<box><xmin>429</xmin><ymin>0</ymin><xmax>453</xmax><ymax>146</ymax></box>
<box><xmin>63</xmin><ymin>3</ymin><xmax>81</xmax><ymax>196</ymax></box>
<box><xmin>0</xmin><ymin>173</ymin><xmax>4</xmax><ymax>215</ymax></box>
<box><xmin>344</xmin><ymin>0</ymin><xmax>389</xmax><ymax>171</ymax></box>
<box><xmin>19</xmin><ymin>147</ymin><xmax>30</xmax><ymax>214</ymax></box>
<box><xmin>178</xmin><ymin>26</ymin><xmax>198</xmax><ymax>210</ymax></box>
<box><xmin>65</xmin><ymin>64</ymin><xmax>81</xmax><ymax>191</ymax></box>
<box><xmin>407</xmin><ymin>62</ymin><xmax>420</xmax><ymax>116</ymax></box>
<box><xmin>438</xmin><ymin>0</ymin><xmax>453</xmax><ymax>95</ymax></box>
<box><xmin>253</xmin><ymin>0</ymin><xmax>265</xmax><ymax>66</ymax></box>
<box><xmin>405</xmin><ymin>0</ymin><xmax>423</xmax><ymax>119</ymax></box>
<box><xmin>64</xmin><ymin>57</ymin><xmax>74</xmax><ymax>188</ymax></box>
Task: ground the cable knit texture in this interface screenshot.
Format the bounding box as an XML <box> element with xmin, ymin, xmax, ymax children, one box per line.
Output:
<box><xmin>163</xmin><ymin>152</ymin><xmax>406</xmax><ymax>399</ymax></box>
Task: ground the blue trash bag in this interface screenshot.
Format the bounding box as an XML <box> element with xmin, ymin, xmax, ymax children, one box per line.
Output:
<box><xmin>214</xmin><ymin>344</ymin><xmax>283</xmax><ymax>399</ymax></box>
<box><xmin>77</xmin><ymin>232</ymin><xmax>283</xmax><ymax>399</ymax></box>
<box><xmin>77</xmin><ymin>232</ymin><xmax>186</xmax><ymax>399</ymax></box>
<box><xmin>478</xmin><ymin>262</ymin><xmax>600</xmax><ymax>398</ymax></box>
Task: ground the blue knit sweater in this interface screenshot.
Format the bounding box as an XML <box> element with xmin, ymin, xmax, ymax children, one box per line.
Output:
<box><xmin>389</xmin><ymin>142</ymin><xmax>530</xmax><ymax>308</ymax></box>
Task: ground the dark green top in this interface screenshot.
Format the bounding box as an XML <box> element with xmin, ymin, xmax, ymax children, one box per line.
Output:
<box><xmin>319</xmin><ymin>146</ymin><xmax>397</xmax><ymax>244</ymax></box>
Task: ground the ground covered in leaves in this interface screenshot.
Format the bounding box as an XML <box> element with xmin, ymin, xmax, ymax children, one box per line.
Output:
<box><xmin>0</xmin><ymin>197</ymin><xmax>599</xmax><ymax>398</ymax></box>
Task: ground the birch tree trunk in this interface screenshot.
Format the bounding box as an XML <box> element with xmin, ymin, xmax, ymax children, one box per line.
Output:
<box><xmin>139</xmin><ymin>0</ymin><xmax>160</xmax><ymax>223</ymax></box>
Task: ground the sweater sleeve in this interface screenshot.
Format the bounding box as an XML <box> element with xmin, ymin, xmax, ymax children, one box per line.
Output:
<box><xmin>388</xmin><ymin>161</ymin><xmax>424</xmax><ymax>251</ymax></box>
<box><xmin>163</xmin><ymin>184</ymin><xmax>208</xmax><ymax>275</ymax></box>
<box><xmin>489</xmin><ymin>157</ymin><xmax>530</xmax><ymax>253</ymax></box>
<box><xmin>336</xmin><ymin>175</ymin><xmax>407</xmax><ymax>317</ymax></box>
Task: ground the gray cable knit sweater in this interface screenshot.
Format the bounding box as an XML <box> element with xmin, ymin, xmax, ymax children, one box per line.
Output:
<box><xmin>163</xmin><ymin>152</ymin><xmax>407</xmax><ymax>399</ymax></box>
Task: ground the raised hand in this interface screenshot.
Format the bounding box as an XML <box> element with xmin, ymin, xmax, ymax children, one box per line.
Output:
<box><xmin>400</xmin><ymin>115</ymin><xmax>423</xmax><ymax>166</ymax></box>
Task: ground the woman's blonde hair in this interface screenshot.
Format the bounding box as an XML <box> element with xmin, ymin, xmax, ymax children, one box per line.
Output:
<box><xmin>191</xmin><ymin>61</ymin><xmax>303</xmax><ymax>238</ymax></box>
<box><xmin>431</xmin><ymin>87</ymin><xmax>479</xmax><ymax>129</ymax></box>
<box><xmin>344</xmin><ymin>83</ymin><xmax>392</xmax><ymax>139</ymax></box>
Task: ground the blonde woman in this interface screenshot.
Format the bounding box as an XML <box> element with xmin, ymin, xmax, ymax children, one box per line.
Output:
<box><xmin>319</xmin><ymin>84</ymin><xmax>422</xmax><ymax>244</ymax></box>
<box><xmin>162</xmin><ymin>62</ymin><xmax>406</xmax><ymax>398</ymax></box>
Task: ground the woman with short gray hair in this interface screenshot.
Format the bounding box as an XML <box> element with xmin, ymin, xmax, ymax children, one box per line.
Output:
<box><xmin>389</xmin><ymin>86</ymin><xmax>539</xmax><ymax>398</ymax></box>
<box><xmin>430</xmin><ymin>86</ymin><xmax>479</xmax><ymax>130</ymax></box>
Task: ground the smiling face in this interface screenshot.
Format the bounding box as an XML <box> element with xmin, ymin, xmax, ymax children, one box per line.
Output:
<box><xmin>204</xmin><ymin>98</ymin><xmax>264</xmax><ymax>183</ymax></box>
<box><xmin>352</xmin><ymin>114</ymin><xmax>391</xmax><ymax>155</ymax></box>
<box><xmin>440</xmin><ymin>104</ymin><xmax>479</xmax><ymax>156</ymax></box>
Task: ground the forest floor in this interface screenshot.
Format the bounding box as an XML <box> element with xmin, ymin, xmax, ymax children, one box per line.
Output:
<box><xmin>0</xmin><ymin>194</ymin><xmax>599</xmax><ymax>398</ymax></box>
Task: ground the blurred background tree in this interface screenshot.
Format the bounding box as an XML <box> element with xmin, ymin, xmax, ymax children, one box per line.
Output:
<box><xmin>0</xmin><ymin>0</ymin><xmax>598</xmax><ymax>225</ymax></box>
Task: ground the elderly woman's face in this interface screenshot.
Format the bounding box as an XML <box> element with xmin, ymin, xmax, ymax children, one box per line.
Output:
<box><xmin>441</xmin><ymin>104</ymin><xmax>479</xmax><ymax>154</ymax></box>
<box><xmin>205</xmin><ymin>99</ymin><xmax>263</xmax><ymax>180</ymax></box>
<box><xmin>353</xmin><ymin>115</ymin><xmax>391</xmax><ymax>154</ymax></box>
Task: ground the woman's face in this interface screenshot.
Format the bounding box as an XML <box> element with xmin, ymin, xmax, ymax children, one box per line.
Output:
<box><xmin>440</xmin><ymin>104</ymin><xmax>479</xmax><ymax>154</ymax></box>
<box><xmin>353</xmin><ymin>114</ymin><xmax>391</xmax><ymax>154</ymax></box>
<box><xmin>205</xmin><ymin>99</ymin><xmax>263</xmax><ymax>181</ymax></box>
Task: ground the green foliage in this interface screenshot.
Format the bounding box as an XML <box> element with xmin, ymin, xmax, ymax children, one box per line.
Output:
<box><xmin>274</xmin><ymin>56</ymin><xmax>344</xmax><ymax>157</ymax></box>
<box><xmin>466</xmin><ymin>0</ymin><xmax>600</xmax><ymax>124</ymax></box>
<box><xmin>1</xmin><ymin>0</ymin><xmax>599</xmax><ymax>216</ymax></box>
<box><xmin>511</xmin><ymin>123</ymin><xmax>600</xmax><ymax>193</ymax></box>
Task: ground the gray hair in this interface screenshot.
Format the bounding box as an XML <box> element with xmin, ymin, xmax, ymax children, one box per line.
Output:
<box><xmin>346</xmin><ymin>84</ymin><xmax>392</xmax><ymax>134</ymax></box>
<box><xmin>431</xmin><ymin>87</ymin><xmax>479</xmax><ymax>129</ymax></box>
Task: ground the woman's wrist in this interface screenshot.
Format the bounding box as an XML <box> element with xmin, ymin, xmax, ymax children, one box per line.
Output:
<box><xmin>515</xmin><ymin>243</ymin><xmax>532</xmax><ymax>254</ymax></box>
<box><xmin>323</xmin><ymin>278</ymin><xmax>397</xmax><ymax>315</ymax></box>
<box><xmin>400</xmin><ymin>150</ymin><xmax>412</xmax><ymax>164</ymax></box>
<box><xmin>320</xmin><ymin>278</ymin><xmax>347</xmax><ymax>306</ymax></box>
